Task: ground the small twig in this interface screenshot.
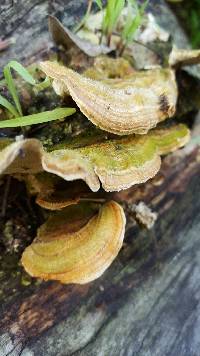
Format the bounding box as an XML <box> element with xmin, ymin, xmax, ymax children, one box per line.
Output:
<box><xmin>99</xmin><ymin>30</ymin><xmax>104</xmax><ymax>45</ymax></box>
<box><xmin>1</xmin><ymin>176</ymin><xmax>11</xmax><ymax>217</ymax></box>
<box><xmin>107</xmin><ymin>32</ymin><xmax>112</xmax><ymax>47</ymax></box>
<box><xmin>117</xmin><ymin>40</ymin><xmax>126</xmax><ymax>57</ymax></box>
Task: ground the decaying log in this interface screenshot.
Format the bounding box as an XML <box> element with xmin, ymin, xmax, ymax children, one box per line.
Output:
<box><xmin>0</xmin><ymin>1</ymin><xmax>200</xmax><ymax>355</ymax></box>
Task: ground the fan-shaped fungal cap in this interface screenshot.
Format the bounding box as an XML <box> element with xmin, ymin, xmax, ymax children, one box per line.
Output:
<box><xmin>40</xmin><ymin>61</ymin><xmax>178</xmax><ymax>135</ymax></box>
<box><xmin>43</xmin><ymin>138</ymin><xmax>160</xmax><ymax>192</ymax></box>
<box><xmin>35</xmin><ymin>179</ymin><xmax>91</xmax><ymax>210</ymax></box>
<box><xmin>0</xmin><ymin>138</ymin><xmax>43</xmax><ymax>175</ymax></box>
<box><xmin>21</xmin><ymin>201</ymin><xmax>126</xmax><ymax>284</ymax></box>
<box><xmin>149</xmin><ymin>124</ymin><xmax>190</xmax><ymax>154</ymax></box>
<box><xmin>44</xmin><ymin>124</ymin><xmax>190</xmax><ymax>192</ymax></box>
<box><xmin>42</xmin><ymin>149</ymin><xmax>100</xmax><ymax>192</ymax></box>
<box><xmin>0</xmin><ymin>124</ymin><xmax>190</xmax><ymax>192</ymax></box>
<box><xmin>36</xmin><ymin>191</ymin><xmax>80</xmax><ymax>210</ymax></box>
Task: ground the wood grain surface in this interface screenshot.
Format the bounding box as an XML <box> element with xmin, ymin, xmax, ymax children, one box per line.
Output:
<box><xmin>0</xmin><ymin>1</ymin><xmax>200</xmax><ymax>355</ymax></box>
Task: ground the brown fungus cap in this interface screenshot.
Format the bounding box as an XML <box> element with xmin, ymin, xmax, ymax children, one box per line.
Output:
<box><xmin>34</xmin><ymin>178</ymin><xmax>92</xmax><ymax>210</ymax></box>
<box><xmin>21</xmin><ymin>200</ymin><xmax>126</xmax><ymax>284</ymax></box>
<box><xmin>40</xmin><ymin>61</ymin><xmax>178</xmax><ymax>135</ymax></box>
<box><xmin>36</xmin><ymin>189</ymin><xmax>80</xmax><ymax>210</ymax></box>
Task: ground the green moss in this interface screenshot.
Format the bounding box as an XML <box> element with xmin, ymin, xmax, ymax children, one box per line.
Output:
<box><xmin>3</xmin><ymin>220</ymin><xmax>14</xmax><ymax>242</ymax></box>
<box><xmin>51</xmin><ymin>124</ymin><xmax>188</xmax><ymax>174</ymax></box>
<box><xmin>79</xmin><ymin>136</ymin><xmax>156</xmax><ymax>170</ymax></box>
<box><xmin>21</xmin><ymin>273</ymin><xmax>32</xmax><ymax>286</ymax></box>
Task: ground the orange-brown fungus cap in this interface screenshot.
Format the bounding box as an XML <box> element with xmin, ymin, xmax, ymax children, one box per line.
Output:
<box><xmin>21</xmin><ymin>201</ymin><xmax>126</xmax><ymax>284</ymax></box>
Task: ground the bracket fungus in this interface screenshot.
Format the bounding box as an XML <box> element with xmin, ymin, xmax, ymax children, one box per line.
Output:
<box><xmin>0</xmin><ymin>124</ymin><xmax>190</xmax><ymax>192</ymax></box>
<box><xmin>21</xmin><ymin>201</ymin><xmax>126</xmax><ymax>284</ymax></box>
<box><xmin>36</xmin><ymin>187</ymin><xmax>81</xmax><ymax>210</ymax></box>
<box><xmin>44</xmin><ymin>124</ymin><xmax>190</xmax><ymax>192</ymax></box>
<box><xmin>34</xmin><ymin>179</ymin><xmax>93</xmax><ymax>211</ymax></box>
<box><xmin>40</xmin><ymin>61</ymin><xmax>177</xmax><ymax>135</ymax></box>
<box><xmin>0</xmin><ymin>138</ymin><xmax>43</xmax><ymax>175</ymax></box>
<box><xmin>0</xmin><ymin>47</ymin><xmax>195</xmax><ymax>285</ymax></box>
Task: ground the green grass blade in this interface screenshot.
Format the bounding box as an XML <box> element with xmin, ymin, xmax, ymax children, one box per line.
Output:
<box><xmin>122</xmin><ymin>0</ymin><xmax>136</xmax><ymax>40</ymax></box>
<box><xmin>33</xmin><ymin>76</ymin><xmax>51</xmax><ymax>93</ymax></box>
<box><xmin>94</xmin><ymin>0</ymin><xmax>102</xmax><ymax>9</ymax></box>
<box><xmin>0</xmin><ymin>79</ymin><xmax>6</xmax><ymax>87</ymax></box>
<box><xmin>4</xmin><ymin>65</ymin><xmax>22</xmax><ymax>116</ymax></box>
<box><xmin>113</xmin><ymin>0</ymin><xmax>125</xmax><ymax>23</ymax></box>
<box><xmin>110</xmin><ymin>0</ymin><xmax>125</xmax><ymax>33</ymax></box>
<box><xmin>3</xmin><ymin>60</ymin><xmax>39</xmax><ymax>117</ymax></box>
<box><xmin>0</xmin><ymin>94</ymin><xmax>19</xmax><ymax>117</ymax></box>
<box><xmin>0</xmin><ymin>107</ymin><xmax>76</xmax><ymax>128</ymax></box>
<box><xmin>122</xmin><ymin>0</ymin><xmax>148</xmax><ymax>44</ymax></box>
<box><xmin>7</xmin><ymin>61</ymin><xmax>36</xmax><ymax>85</ymax></box>
<box><xmin>140</xmin><ymin>0</ymin><xmax>149</xmax><ymax>14</ymax></box>
<box><xmin>122</xmin><ymin>14</ymin><xmax>141</xmax><ymax>43</ymax></box>
<box><xmin>103</xmin><ymin>0</ymin><xmax>125</xmax><ymax>35</ymax></box>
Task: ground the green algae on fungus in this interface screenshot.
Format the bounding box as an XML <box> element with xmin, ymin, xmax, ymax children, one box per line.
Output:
<box><xmin>21</xmin><ymin>201</ymin><xmax>126</xmax><ymax>284</ymax></box>
<box><xmin>0</xmin><ymin>124</ymin><xmax>190</xmax><ymax>192</ymax></box>
<box><xmin>43</xmin><ymin>124</ymin><xmax>189</xmax><ymax>192</ymax></box>
<box><xmin>83</xmin><ymin>56</ymin><xmax>136</xmax><ymax>80</ymax></box>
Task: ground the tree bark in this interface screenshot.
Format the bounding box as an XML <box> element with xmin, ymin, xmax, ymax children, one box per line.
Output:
<box><xmin>0</xmin><ymin>1</ymin><xmax>200</xmax><ymax>355</ymax></box>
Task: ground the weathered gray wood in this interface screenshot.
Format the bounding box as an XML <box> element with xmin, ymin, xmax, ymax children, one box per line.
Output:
<box><xmin>0</xmin><ymin>1</ymin><xmax>200</xmax><ymax>356</ymax></box>
<box><xmin>0</xmin><ymin>146</ymin><xmax>199</xmax><ymax>356</ymax></box>
<box><xmin>0</xmin><ymin>0</ymin><xmax>87</xmax><ymax>70</ymax></box>
<box><xmin>0</xmin><ymin>0</ymin><xmax>190</xmax><ymax>69</ymax></box>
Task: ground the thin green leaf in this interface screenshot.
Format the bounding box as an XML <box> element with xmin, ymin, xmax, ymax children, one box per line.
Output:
<box><xmin>0</xmin><ymin>107</ymin><xmax>76</xmax><ymax>128</ymax></box>
<box><xmin>3</xmin><ymin>60</ymin><xmax>38</xmax><ymax>117</ymax></box>
<box><xmin>0</xmin><ymin>94</ymin><xmax>19</xmax><ymax>117</ymax></box>
<box><xmin>103</xmin><ymin>0</ymin><xmax>125</xmax><ymax>35</ymax></box>
<box><xmin>33</xmin><ymin>76</ymin><xmax>51</xmax><ymax>93</ymax></box>
<box><xmin>94</xmin><ymin>0</ymin><xmax>102</xmax><ymax>10</ymax></box>
<box><xmin>122</xmin><ymin>0</ymin><xmax>137</xmax><ymax>40</ymax></box>
<box><xmin>140</xmin><ymin>0</ymin><xmax>149</xmax><ymax>15</ymax></box>
<box><xmin>122</xmin><ymin>14</ymin><xmax>141</xmax><ymax>43</ymax></box>
<box><xmin>122</xmin><ymin>0</ymin><xmax>148</xmax><ymax>44</ymax></box>
<box><xmin>4</xmin><ymin>65</ymin><xmax>22</xmax><ymax>116</ymax></box>
<box><xmin>6</xmin><ymin>61</ymin><xmax>36</xmax><ymax>85</ymax></box>
<box><xmin>0</xmin><ymin>79</ymin><xmax>6</xmax><ymax>87</ymax></box>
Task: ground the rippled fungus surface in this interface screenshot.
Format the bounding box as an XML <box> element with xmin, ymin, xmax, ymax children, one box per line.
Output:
<box><xmin>1</xmin><ymin>45</ymin><xmax>198</xmax><ymax>284</ymax></box>
<box><xmin>21</xmin><ymin>201</ymin><xmax>126</xmax><ymax>284</ymax></box>
<box><xmin>40</xmin><ymin>61</ymin><xmax>177</xmax><ymax>135</ymax></box>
